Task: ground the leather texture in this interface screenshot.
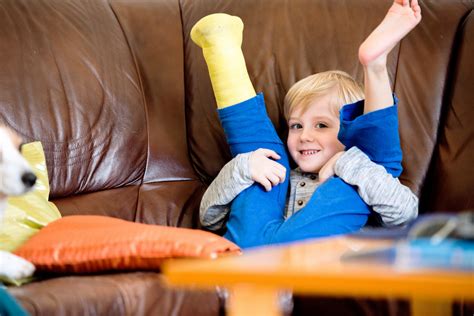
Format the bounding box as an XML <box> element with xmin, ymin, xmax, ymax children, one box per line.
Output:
<box><xmin>1</xmin><ymin>0</ymin><xmax>472</xmax><ymax>315</ymax></box>
<box><xmin>9</xmin><ymin>272</ymin><xmax>220</xmax><ymax>316</ymax></box>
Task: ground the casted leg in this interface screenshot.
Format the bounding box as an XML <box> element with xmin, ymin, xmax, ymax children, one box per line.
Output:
<box><xmin>228</xmin><ymin>177</ymin><xmax>371</xmax><ymax>248</ymax></box>
<box><xmin>218</xmin><ymin>95</ymin><xmax>290</xmax><ymax>247</ymax></box>
<box><xmin>191</xmin><ymin>13</ymin><xmax>256</xmax><ymax>108</ymax></box>
<box><xmin>270</xmin><ymin>178</ymin><xmax>370</xmax><ymax>244</ymax></box>
<box><xmin>192</xmin><ymin>13</ymin><xmax>287</xmax><ymax>157</ymax></box>
<box><xmin>191</xmin><ymin>14</ymin><xmax>290</xmax><ymax>247</ymax></box>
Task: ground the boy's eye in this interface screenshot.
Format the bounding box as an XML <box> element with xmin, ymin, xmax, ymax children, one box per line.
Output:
<box><xmin>290</xmin><ymin>123</ymin><xmax>302</xmax><ymax>130</ymax></box>
<box><xmin>315</xmin><ymin>123</ymin><xmax>328</xmax><ymax>128</ymax></box>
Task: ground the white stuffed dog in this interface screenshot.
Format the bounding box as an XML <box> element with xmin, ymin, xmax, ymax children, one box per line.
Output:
<box><xmin>0</xmin><ymin>126</ymin><xmax>36</xmax><ymax>280</ymax></box>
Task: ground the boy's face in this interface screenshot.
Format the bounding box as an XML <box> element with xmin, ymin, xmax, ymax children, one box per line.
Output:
<box><xmin>287</xmin><ymin>94</ymin><xmax>344</xmax><ymax>173</ymax></box>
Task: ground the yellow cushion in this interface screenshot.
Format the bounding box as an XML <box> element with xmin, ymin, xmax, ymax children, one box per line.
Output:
<box><xmin>0</xmin><ymin>142</ymin><xmax>61</xmax><ymax>252</ymax></box>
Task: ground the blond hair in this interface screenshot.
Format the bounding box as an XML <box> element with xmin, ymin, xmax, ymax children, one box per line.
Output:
<box><xmin>284</xmin><ymin>70</ymin><xmax>364</xmax><ymax>120</ymax></box>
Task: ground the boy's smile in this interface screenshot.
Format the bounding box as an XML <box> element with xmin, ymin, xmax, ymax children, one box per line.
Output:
<box><xmin>287</xmin><ymin>94</ymin><xmax>345</xmax><ymax>174</ymax></box>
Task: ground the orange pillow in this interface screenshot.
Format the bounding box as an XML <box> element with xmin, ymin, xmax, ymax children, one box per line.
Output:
<box><xmin>14</xmin><ymin>215</ymin><xmax>240</xmax><ymax>273</ymax></box>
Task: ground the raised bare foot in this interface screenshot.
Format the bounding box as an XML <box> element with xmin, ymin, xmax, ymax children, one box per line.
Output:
<box><xmin>359</xmin><ymin>0</ymin><xmax>422</xmax><ymax>68</ymax></box>
<box><xmin>190</xmin><ymin>13</ymin><xmax>244</xmax><ymax>49</ymax></box>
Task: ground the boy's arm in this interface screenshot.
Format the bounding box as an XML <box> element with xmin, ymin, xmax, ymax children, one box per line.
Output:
<box><xmin>200</xmin><ymin>153</ymin><xmax>254</xmax><ymax>231</ymax></box>
<box><xmin>335</xmin><ymin>147</ymin><xmax>418</xmax><ymax>226</ymax></box>
<box><xmin>341</xmin><ymin>0</ymin><xmax>422</xmax><ymax>176</ymax></box>
<box><xmin>339</xmin><ymin>98</ymin><xmax>402</xmax><ymax>177</ymax></box>
<box><xmin>200</xmin><ymin>148</ymin><xmax>286</xmax><ymax>230</ymax></box>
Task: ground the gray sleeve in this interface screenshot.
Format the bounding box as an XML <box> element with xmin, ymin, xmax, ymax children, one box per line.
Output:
<box><xmin>335</xmin><ymin>147</ymin><xmax>418</xmax><ymax>226</ymax></box>
<box><xmin>199</xmin><ymin>153</ymin><xmax>254</xmax><ymax>231</ymax></box>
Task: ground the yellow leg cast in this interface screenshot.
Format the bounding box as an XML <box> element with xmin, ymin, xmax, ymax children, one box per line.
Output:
<box><xmin>191</xmin><ymin>13</ymin><xmax>256</xmax><ymax>108</ymax></box>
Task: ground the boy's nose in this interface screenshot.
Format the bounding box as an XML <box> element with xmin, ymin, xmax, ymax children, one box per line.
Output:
<box><xmin>300</xmin><ymin>129</ymin><xmax>314</xmax><ymax>142</ymax></box>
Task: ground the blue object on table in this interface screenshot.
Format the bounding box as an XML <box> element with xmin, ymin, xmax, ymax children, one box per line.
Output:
<box><xmin>395</xmin><ymin>238</ymin><xmax>474</xmax><ymax>270</ymax></box>
<box><xmin>344</xmin><ymin>212</ymin><xmax>474</xmax><ymax>270</ymax></box>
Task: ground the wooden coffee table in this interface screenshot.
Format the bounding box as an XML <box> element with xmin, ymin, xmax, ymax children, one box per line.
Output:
<box><xmin>162</xmin><ymin>236</ymin><xmax>473</xmax><ymax>316</ymax></box>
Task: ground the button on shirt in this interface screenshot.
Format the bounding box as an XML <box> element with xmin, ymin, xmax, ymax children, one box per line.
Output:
<box><xmin>285</xmin><ymin>168</ymin><xmax>320</xmax><ymax>218</ymax></box>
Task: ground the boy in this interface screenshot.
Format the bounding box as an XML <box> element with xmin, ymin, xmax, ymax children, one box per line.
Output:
<box><xmin>192</xmin><ymin>0</ymin><xmax>421</xmax><ymax>248</ymax></box>
<box><xmin>200</xmin><ymin>71</ymin><xmax>418</xmax><ymax>231</ymax></box>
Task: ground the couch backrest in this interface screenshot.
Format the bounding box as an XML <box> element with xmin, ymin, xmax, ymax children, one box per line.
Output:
<box><xmin>0</xmin><ymin>0</ymin><xmax>202</xmax><ymax>227</ymax></box>
<box><xmin>0</xmin><ymin>0</ymin><xmax>472</xmax><ymax>228</ymax></box>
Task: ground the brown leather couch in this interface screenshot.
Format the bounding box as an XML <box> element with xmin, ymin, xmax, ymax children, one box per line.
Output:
<box><xmin>2</xmin><ymin>0</ymin><xmax>473</xmax><ymax>315</ymax></box>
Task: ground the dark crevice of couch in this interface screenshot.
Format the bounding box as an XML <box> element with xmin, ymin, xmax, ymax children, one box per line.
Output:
<box><xmin>107</xmin><ymin>1</ymin><xmax>151</xmax><ymax>183</ymax></box>
<box><xmin>177</xmin><ymin>0</ymin><xmax>211</xmax><ymax>188</ymax></box>
<box><xmin>418</xmin><ymin>8</ymin><xmax>473</xmax><ymax>214</ymax></box>
<box><xmin>106</xmin><ymin>0</ymin><xmax>150</xmax><ymax>219</ymax></box>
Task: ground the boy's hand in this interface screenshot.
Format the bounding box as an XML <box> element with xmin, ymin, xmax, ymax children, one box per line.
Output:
<box><xmin>319</xmin><ymin>151</ymin><xmax>344</xmax><ymax>183</ymax></box>
<box><xmin>249</xmin><ymin>148</ymin><xmax>286</xmax><ymax>191</ymax></box>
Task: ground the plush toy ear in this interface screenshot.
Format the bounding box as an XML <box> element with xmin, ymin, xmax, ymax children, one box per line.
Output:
<box><xmin>6</xmin><ymin>128</ymin><xmax>22</xmax><ymax>149</ymax></box>
<box><xmin>0</xmin><ymin>126</ymin><xmax>22</xmax><ymax>150</ymax></box>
